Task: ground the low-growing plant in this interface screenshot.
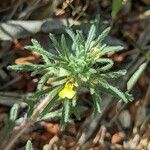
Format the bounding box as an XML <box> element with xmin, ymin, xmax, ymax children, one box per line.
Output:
<box><xmin>8</xmin><ymin>22</ymin><xmax>132</xmax><ymax>127</ymax></box>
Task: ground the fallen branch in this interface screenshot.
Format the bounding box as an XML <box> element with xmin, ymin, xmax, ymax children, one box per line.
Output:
<box><xmin>0</xmin><ymin>19</ymin><xmax>80</xmax><ymax>41</ymax></box>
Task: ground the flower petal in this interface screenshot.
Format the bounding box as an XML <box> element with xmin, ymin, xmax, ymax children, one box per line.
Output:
<box><xmin>65</xmin><ymin>89</ymin><xmax>76</xmax><ymax>99</ymax></box>
<box><xmin>58</xmin><ymin>89</ymin><xmax>66</xmax><ymax>99</ymax></box>
<box><xmin>58</xmin><ymin>80</ymin><xmax>77</xmax><ymax>99</ymax></box>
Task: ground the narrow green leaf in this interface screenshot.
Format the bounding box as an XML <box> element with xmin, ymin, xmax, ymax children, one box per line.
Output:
<box><xmin>62</xmin><ymin>100</ymin><xmax>70</xmax><ymax>123</ymax></box>
<box><xmin>37</xmin><ymin>72</ymin><xmax>51</xmax><ymax>91</ymax></box>
<box><xmin>40</xmin><ymin>109</ymin><xmax>62</xmax><ymax>120</ymax></box>
<box><xmin>72</xmin><ymin>109</ymin><xmax>81</xmax><ymax>120</ymax></box>
<box><xmin>101</xmin><ymin>69</ymin><xmax>126</xmax><ymax>79</ymax></box>
<box><xmin>127</xmin><ymin>62</ymin><xmax>148</xmax><ymax>91</ymax></box>
<box><xmin>85</xmin><ymin>25</ymin><xmax>96</xmax><ymax>51</ymax></box>
<box><xmin>39</xmin><ymin>97</ymin><xmax>62</xmax><ymax>118</ymax></box>
<box><xmin>112</xmin><ymin>0</ymin><xmax>123</xmax><ymax>19</ymax></box>
<box><xmin>95</xmin><ymin>58</ymin><xmax>114</xmax><ymax>71</ymax></box>
<box><xmin>72</xmin><ymin>106</ymin><xmax>87</xmax><ymax>120</ymax></box>
<box><xmin>28</xmin><ymin>86</ymin><xmax>62</xmax><ymax>117</ymax></box>
<box><xmin>61</xmin><ymin>34</ymin><xmax>70</xmax><ymax>58</ymax></box>
<box><xmin>90</xmin><ymin>87</ymin><xmax>95</xmax><ymax>95</ymax></box>
<box><xmin>30</xmin><ymin>68</ymin><xmax>48</xmax><ymax>77</ymax></box>
<box><xmin>25</xmin><ymin>46</ymin><xmax>51</xmax><ymax>62</ymax></box>
<box><xmin>65</xmin><ymin>27</ymin><xmax>76</xmax><ymax>42</ymax></box>
<box><xmin>65</xmin><ymin>27</ymin><xmax>83</xmax><ymax>56</ymax></box>
<box><xmin>101</xmin><ymin>45</ymin><xmax>124</xmax><ymax>55</ymax></box>
<box><xmin>76</xmin><ymin>30</ymin><xmax>85</xmax><ymax>47</ymax></box>
<box><xmin>48</xmin><ymin>76</ymin><xmax>68</xmax><ymax>86</ymax></box>
<box><xmin>28</xmin><ymin>39</ymin><xmax>52</xmax><ymax>63</ymax></box>
<box><xmin>67</xmin><ymin>32</ymin><xmax>81</xmax><ymax>56</ymax></box>
<box><xmin>49</xmin><ymin>33</ymin><xmax>63</xmax><ymax>56</ymax></box>
<box><xmin>25</xmin><ymin>140</ymin><xmax>33</xmax><ymax>150</ymax></box>
<box><xmin>92</xmin><ymin>93</ymin><xmax>102</xmax><ymax>115</ymax></box>
<box><xmin>124</xmin><ymin>92</ymin><xmax>133</xmax><ymax>102</ymax></box>
<box><xmin>29</xmin><ymin>88</ymin><xmax>52</xmax><ymax>100</ymax></box>
<box><xmin>108</xmin><ymin>85</ymin><xmax>128</xmax><ymax>103</ymax></box>
<box><xmin>31</xmin><ymin>39</ymin><xmax>40</xmax><ymax>47</ymax></box>
<box><xmin>30</xmin><ymin>86</ymin><xmax>62</xmax><ymax>99</ymax></box>
<box><xmin>25</xmin><ymin>39</ymin><xmax>57</xmax><ymax>63</ymax></box>
<box><xmin>10</xmin><ymin>104</ymin><xmax>19</xmax><ymax>121</ymax></box>
<box><xmin>98</xmin><ymin>78</ymin><xmax>110</xmax><ymax>89</ymax></box>
<box><xmin>93</xmin><ymin>27</ymin><xmax>111</xmax><ymax>47</ymax></box>
<box><xmin>7</xmin><ymin>64</ymin><xmax>44</xmax><ymax>71</ymax></box>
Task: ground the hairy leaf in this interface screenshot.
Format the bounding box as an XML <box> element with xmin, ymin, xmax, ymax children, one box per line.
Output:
<box><xmin>10</xmin><ymin>104</ymin><xmax>19</xmax><ymax>121</ymax></box>
<box><xmin>93</xmin><ymin>92</ymin><xmax>102</xmax><ymax>115</ymax></box>
<box><xmin>108</xmin><ymin>85</ymin><xmax>128</xmax><ymax>103</ymax></box>
<box><xmin>101</xmin><ymin>69</ymin><xmax>126</xmax><ymax>79</ymax></box>
<box><xmin>127</xmin><ymin>62</ymin><xmax>148</xmax><ymax>91</ymax></box>
<box><xmin>62</xmin><ymin>100</ymin><xmax>70</xmax><ymax>124</ymax></box>
<box><xmin>101</xmin><ymin>45</ymin><xmax>124</xmax><ymax>55</ymax></box>
<box><xmin>93</xmin><ymin>27</ymin><xmax>111</xmax><ymax>47</ymax></box>
<box><xmin>85</xmin><ymin>25</ymin><xmax>96</xmax><ymax>51</ymax></box>
<box><xmin>95</xmin><ymin>58</ymin><xmax>114</xmax><ymax>71</ymax></box>
<box><xmin>25</xmin><ymin>140</ymin><xmax>33</xmax><ymax>150</ymax></box>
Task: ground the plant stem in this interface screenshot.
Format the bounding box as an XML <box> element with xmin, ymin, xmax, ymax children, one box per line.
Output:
<box><xmin>4</xmin><ymin>120</ymin><xmax>33</xmax><ymax>150</ymax></box>
<box><xmin>4</xmin><ymin>93</ymin><xmax>53</xmax><ymax>150</ymax></box>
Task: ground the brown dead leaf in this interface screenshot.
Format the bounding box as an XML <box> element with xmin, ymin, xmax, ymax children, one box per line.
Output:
<box><xmin>13</xmin><ymin>39</ymin><xmax>30</xmax><ymax>50</ymax></box>
<box><xmin>15</xmin><ymin>56</ymin><xmax>37</xmax><ymax>65</ymax></box>
<box><xmin>43</xmin><ymin>122</ymin><xmax>60</xmax><ymax>136</ymax></box>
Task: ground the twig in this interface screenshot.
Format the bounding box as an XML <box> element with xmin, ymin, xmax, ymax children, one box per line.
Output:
<box><xmin>3</xmin><ymin>92</ymin><xmax>54</xmax><ymax>149</ymax></box>
<box><xmin>99</xmin><ymin>125</ymin><xmax>106</xmax><ymax>145</ymax></box>
<box><xmin>77</xmin><ymin>95</ymin><xmax>115</xmax><ymax>146</ymax></box>
<box><xmin>0</xmin><ymin>92</ymin><xmax>27</xmax><ymax>107</ymax></box>
<box><xmin>4</xmin><ymin>120</ymin><xmax>33</xmax><ymax>150</ymax></box>
<box><xmin>140</xmin><ymin>114</ymin><xmax>150</xmax><ymax>134</ymax></box>
<box><xmin>127</xmin><ymin>10</ymin><xmax>150</xmax><ymax>23</ymax></box>
<box><xmin>7</xmin><ymin>0</ymin><xmax>26</xmax><ymax>20</ymax></box>
<box><xmin>124</xmin><ymin>134</ymin><xmax>140</xmax><ymax>149</ymax></box>
<box><xmin>0</xmin><ymin>95</ymin><xmax>26</xmax><ymax>107</ymax></box>
<box><xmin>0</xmin><ymin>75</ymin><xmax>22</xmax><ymax>90</ymax></box>
<box><xmin>31</xmin><ymin>94</ymin><xmax>54</xmax><ymax>120</ymax></box>
<box><xmin>109</xmin><ymin>23</ymin><xmax>150</xmax><ymax>126</ymax></box>
<box><xmin>93</xmin><ymin>125</ymin><xmax>106</xmax><ymax>145</ymax></box>
<box><xmin>18</xmin><ymin>0</ymin><xmax>41</xmax><ymax>19</ymax></box>
<box><xmin>137</xmin><ymin>22</ymin><xmax>150</xmax><ymax>47</ymax></box>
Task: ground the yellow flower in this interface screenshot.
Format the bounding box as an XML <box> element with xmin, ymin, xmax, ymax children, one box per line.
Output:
<box><xmin>59</xmin><ymin>81</ymin><xmax>77</xmax><ymax>99</ymax></box>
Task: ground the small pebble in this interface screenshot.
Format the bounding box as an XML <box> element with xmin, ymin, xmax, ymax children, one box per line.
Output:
<box><xmin>118</xmin><ymin>110</ymin><xmax>132</xmax><ymax>129</ymax></box>
<box><xmin>111</xmin><ymin>132</ymin><xmax>125</xmax><ymax>144</ymax></box>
